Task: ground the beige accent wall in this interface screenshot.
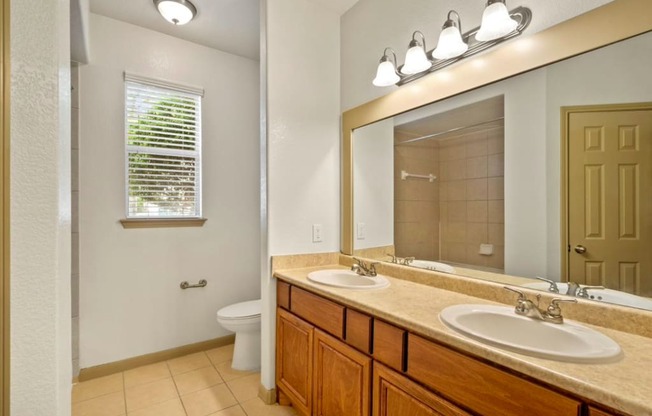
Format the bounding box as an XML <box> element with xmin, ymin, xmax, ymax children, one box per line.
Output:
<box><xmin>394</xmin><ymin>131</ymin><xmax>440</xmax><ymax>260</ymax></box>
<box><xmin>439</xmin><ymin>126</ymin><xmax>504</xmax><ymax>271</ymax></box>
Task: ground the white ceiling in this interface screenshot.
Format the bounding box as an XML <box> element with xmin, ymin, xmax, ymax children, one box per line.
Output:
<box><xmin>89</xmin><ymin>0</ymin><xmax>360</xmax><ymax>61</ymax></box>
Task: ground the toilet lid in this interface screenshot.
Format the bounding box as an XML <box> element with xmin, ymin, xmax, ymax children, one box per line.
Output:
<box><xmin>218</xmin><ymin>299</ymin><xmax>261</xmax><ymax>319</ymax></box>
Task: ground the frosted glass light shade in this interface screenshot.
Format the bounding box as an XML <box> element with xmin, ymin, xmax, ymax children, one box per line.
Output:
<box><xmin>155</xmin><ymin>0</ymin><xmax>196</xmax><ymax>25</ymax></box>
<box><xmin>432</xmin><ymin>26</ymin><xmax>468</xmax><ymax>60</ymax></box>
<box><xmin>476</xmin><ymin>1</ymin><xmax>518</xmax><ymax>41</ymax></box>
<box><xmin>372</xmin><ymin>60</ymin><xmax>400</xmax><ymax>87</ymax></box>
<box><xmin>401</xmin><ymin>46</ymin><xmax>432</xmax><ymax>75</ymax></box>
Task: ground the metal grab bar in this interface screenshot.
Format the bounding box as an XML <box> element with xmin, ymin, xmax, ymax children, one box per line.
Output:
<box><xmin>180</xmin><ymin>279</ymin><xmax>207</xmax><ymax>289</ymax></box>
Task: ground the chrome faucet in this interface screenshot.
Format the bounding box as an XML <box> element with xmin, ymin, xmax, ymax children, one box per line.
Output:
<box><xmin>504</xmin><ymin>287</ymin><xmax>577</xmax><ymax>324</ymax></box>
<box><xmin>566</xmin><ymin>282</ymin><xmax>605</xmax><ymax>298</ymax></box>
<box><xmin>386</xmin><ymin>253</ymin><xmax>399</xmax><ymax>264</ymax></box>
<box><xmin>351</xmin><ymin>258</ymin><xmax>379</xmax><ymax>277</ymax></box>
<box><xmin>534</xmin><ymin>276</ymin><xmax>560</xmax><ymax>293</ymax></box>
<box><xmin>576</xmin><ymin>285</ymin><xmax>606</xmax><ymax>299</ymax></box>
<box><xmin>402</xmin><ymin>256</ymin><xmax>415</xmax><ymax>265</ymax></box>
<box><xmin>566</xmin><ymin>282</ymin><xmax>581</xmax><ymax>296</ymax></box>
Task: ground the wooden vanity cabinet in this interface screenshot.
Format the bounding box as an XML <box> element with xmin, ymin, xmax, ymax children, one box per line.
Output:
<box><xmin>406</xmin><ymin>334</ymin><xmax>582</xmax><ymax>416</ymax></box>
<box><xmin>276</xmin><ymin>281</ymin><xmax>630</xmax><ymax>416</ymax></box>
<box><xmin>313</xmin><ymin>329</ymin><xmax>371</xmax><ymax>416</ymax></box>
<box><xmin>276</xmin><ymin>303</ymin><xmax>372</xmax><ymax>416</ymax></box>
<box><xmin>373</xmin><ymin>362</ymin><xmax>470</xmax><ymax>416</ymax></box>
<box><xmin>276</xmin><ymin>308</ymin><xmax>313</xmax><ymax>416</ymax></box>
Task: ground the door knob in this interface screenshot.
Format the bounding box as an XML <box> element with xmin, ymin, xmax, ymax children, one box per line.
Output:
<box><xmin>574</xmin><ymin>245</ymin><xmax>587</xmax><ymax>254</ymax></box>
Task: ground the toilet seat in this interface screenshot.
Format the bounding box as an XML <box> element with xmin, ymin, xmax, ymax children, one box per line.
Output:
<box><xmin>217</xmin><ymin>299</ymin><xmax>261</xmax><ymax>320</ymax></box>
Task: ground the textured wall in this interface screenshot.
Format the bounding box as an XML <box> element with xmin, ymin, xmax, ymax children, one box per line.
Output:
<box><xmin>261</xmin><ymin>0</ymin><xmax>340</xmax><ymax>389</ymax></box>
<box><xmin>79</xmin><ymin>14</ymin><xmax>260</xmax><ymax>367</ymax></box>
<box><xmin>10</xmin><ymin>0</ymin><xmax>72</xmax><ymax>414</ymax></box>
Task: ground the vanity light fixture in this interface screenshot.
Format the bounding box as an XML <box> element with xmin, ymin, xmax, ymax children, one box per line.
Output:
<box><xmin>372</xmin><ymin>48</ymin><xmax>401</xmax><ymax>87</ymax></box>
<box><xmin>432</xmin><ymin>11</ymin><xmax>468</xmax><ymax>60</ymax></box>
<box><xmin>401</xmin><ymin>31</ymin><xmax>433</xmax><ymax>75</ymax></box>
<box><xmin>476</xmin><ymin>0</ymin><xmax>519</xmax><ymax>41</ymax></box>
<box><xmin>372</xmin><ymin>1</ymin><xmax>531</xmax><ymax>87</ymax></box>
<box><xmin>153</xmin><ymin>0</ymin><xmax>197</xmax><ymax>26</ymax></box>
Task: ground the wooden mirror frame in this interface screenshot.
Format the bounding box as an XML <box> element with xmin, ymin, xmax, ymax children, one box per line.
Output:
<box><xmin>341</xmin><ymin>0</ymin><xmax>652</xmax><ymax>255</ymax></box>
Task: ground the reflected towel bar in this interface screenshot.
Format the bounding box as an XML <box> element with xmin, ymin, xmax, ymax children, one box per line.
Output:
<box><xmin>180</xmin><ymin>279</ymin><xmax>208</xmax><ymax>289</ymax></box>
<box><xmin>401</xmin><ymin>170</ymin><xmax>437</xmax><ymax>183</ymax></box>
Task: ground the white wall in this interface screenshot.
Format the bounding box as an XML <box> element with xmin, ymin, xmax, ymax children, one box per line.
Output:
<box><xmin>10</xmin><ymin>0</ymin><xmax>72</xmax><ymax>414</ymax></box>
<box><xmin>261</xmin><ymin>0</ymin><xmax>340</xmax><ymax>390</ymax></box>
<box><xmin>353</xmin><ymin>118</ymin><xmax>394</xmax><ymax>249</ymax></box>
<box><xmin>79</xmin><ymin>14</ymin><xmax>260</xmax><ymax>367</ymax></box>
<box><xmin>340</xmin><ymin>0</ymin><xmax>613</xmax><ymax>111</ymax></box>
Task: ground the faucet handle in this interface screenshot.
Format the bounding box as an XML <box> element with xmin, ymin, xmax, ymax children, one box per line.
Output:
<box><xmin>547</xmin><ymin>298</ymin><xmax>578</xmax><ymax>318</ymax></box>
<box><xmin>504</xmin><ymin>286</ymin><xmax>527</xmax><ymax>301</ymax></box>
<box><xmin>534</xmin><ymin>276</ymin><xmax>560</xmax><ymax>293</ymax></box>
<box><xmin>385</xmin><ymin>253</ymin><xmax>398</xmax><ymax>263</ymax></box>
<box><xmin>576</xmin><ymin>285</ymin><xmax>605</xmax><ymax>298</ymax></box>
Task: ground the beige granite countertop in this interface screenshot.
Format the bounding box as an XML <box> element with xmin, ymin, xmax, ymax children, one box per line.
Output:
<box><xmin>275</xmin><ymin>264</ymin><xmax>652</xmax><ymax>416</ymax></box>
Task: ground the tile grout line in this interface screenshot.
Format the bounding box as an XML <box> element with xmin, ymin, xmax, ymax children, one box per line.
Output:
<box><xmin>166</xmin><ymin>359</ymin><xmax>190</xmax><ymax>416</ymax></box>
<box><xmin>121</xmin><ymin>371</ymin><xmax>127</xmax><ymax>416</ymax></box>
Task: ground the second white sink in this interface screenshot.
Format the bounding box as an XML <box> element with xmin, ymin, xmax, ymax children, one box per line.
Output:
<box><xmin>307</xmin><ymin>269</ymin><xmax>390</xmax><ymax>290</ymax></box>
<box><xmin>440</xmin><ymin>304</ymin><xmax>622</xmax><ymax>363</ymax></box>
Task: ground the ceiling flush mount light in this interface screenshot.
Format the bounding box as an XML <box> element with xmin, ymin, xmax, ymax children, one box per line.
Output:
<box><xmin>401</xmin><ymin>31</ymin><xmax>432</xmax><ymax>75</ymax></box>
<box><xmin>476</xmin><ymin>0</ymin><xmax>519</xmax><ymax>41</ymax></box>
<box><xmin>373</xmin><ymin>48</ymin><xmax>401</xmax><ymax>87</ymax></box>
<box><xmin>153</xmin><ymin>0</ymin><xmax>197</xmax><ymax>25</ymax></box>
<box><xmin>432</xmin><ymin>10</ymin><xmax>468</xmax><ymax>60</ymax></box>
<box><xmin>372</xmin><ymin>1</ymin><xmax>531</xmax><ymax>87</ymax></box>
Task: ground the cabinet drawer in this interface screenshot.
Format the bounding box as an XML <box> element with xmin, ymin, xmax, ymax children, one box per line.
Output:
<box><xmin>588</xmin><ymin>407</ymin><xmax>620</xmax><ymax>416</ymax></box>
<box><xmin>373</xmin><ymin>362</ymin><xmax>470</xmax><ymax>416</ymax></box>
<box><xmin>373</xmin><ymin>320</ymin><xmax>406</xmax><ymax>372</ymax></box>
<box><xmin>345</xmin><ymin>309</ymin><xmax>372</xmax><ymax>354</ymax></box>
<box><xmin>406</xmin><ymin>334</ymin><xmax>582</xmax><ymax>416</ymax></box>
<box><xmin>277</xmin><ymin>280</ymin><xmax>291</xmax><ymax>310</ymax></box>
<box><xmin>290</xmin><ymin>286</ymin><xmax>345</xmax><ymax>338</ymax></box>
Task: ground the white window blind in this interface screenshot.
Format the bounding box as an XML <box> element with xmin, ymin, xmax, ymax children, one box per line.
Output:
<box><xmin>125</xmin><ymin>75</ymin><xmax>203</xmax><ymax>218</ymax></box>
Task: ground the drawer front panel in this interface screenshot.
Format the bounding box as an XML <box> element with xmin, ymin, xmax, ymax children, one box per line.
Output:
<box><xmin>373</xmin><ymin>362</ymin><xmax>471</xmax><ymax>416</ymax></box>
<box><xmin>290</xmin><ymin>286</ymin><xmax>345</xmax><ymax>338</ymax></box>
<box><xmin>407</xmin><ymin>334</ymin><xmax>582</xmax><ymax>416</ymax></box>
<box><xmin>373</xmin><ymin>320</ymin><xmax>406</xmax><ymax>372</ymax></box>
<box><xmin>277</xmin><ymin>280</ymin><xmax>291</xmax><ymax>310</ymax></box>
<box><xmin>345</xmin><ymin>309</ymin><xmax>373</xmax><ymax>354</ymax></box>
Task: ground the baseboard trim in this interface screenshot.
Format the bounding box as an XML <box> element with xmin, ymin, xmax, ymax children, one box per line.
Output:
<box><xmin>258</xmin><ymin>383</ymin><xmax>276</xmax><ymax>404</ymax></box>
<box><xmin>77</xmin><ymin>334</ymin><xmax>235</xmax><ymax>382</ymax></box>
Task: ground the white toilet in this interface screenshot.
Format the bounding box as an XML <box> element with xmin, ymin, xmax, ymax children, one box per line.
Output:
<box><xmin>217</xmin><ymin>299</ymin><xmax>262</xmax><ymax>371</ymax></box>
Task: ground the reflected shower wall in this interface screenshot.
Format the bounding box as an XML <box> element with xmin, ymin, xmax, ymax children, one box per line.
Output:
<box><xmin>394</xmin><ymin>122</ymin><xmax>505</xmax><ymax>272</ymax></box>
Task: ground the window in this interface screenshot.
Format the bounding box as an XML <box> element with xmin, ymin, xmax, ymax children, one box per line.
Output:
<box><xmin>124</xmin><ymin>74</ymin><xmax>203</xmax><ymax>219</ymax></box>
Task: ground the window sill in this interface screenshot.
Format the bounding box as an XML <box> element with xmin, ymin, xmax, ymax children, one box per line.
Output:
<box><xmin>120</xmin><ymin>218</ymin><xmax>207</xmax><ymax>229</ymax></box>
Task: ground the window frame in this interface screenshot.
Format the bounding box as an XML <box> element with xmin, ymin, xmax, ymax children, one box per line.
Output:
<box><xmin>121</xmin><ymin>73</ymin><xmax>206</xmax><ymax>227</ymax></box>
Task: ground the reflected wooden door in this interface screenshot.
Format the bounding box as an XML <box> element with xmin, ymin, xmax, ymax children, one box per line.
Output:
<box><xmin>567</xmin><ymin>107</ymin><xmax>652</xmax><ymax>296</ymax></box>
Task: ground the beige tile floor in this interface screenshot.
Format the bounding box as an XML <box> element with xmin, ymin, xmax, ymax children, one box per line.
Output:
<box><xmin>72</xmin><ymin>344</ymin><xmax>299</xmax><ymax>416</ymax></box>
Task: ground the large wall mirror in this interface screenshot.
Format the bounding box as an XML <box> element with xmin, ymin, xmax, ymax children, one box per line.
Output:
<box><xmin>342</xmin><ymin>0</ymin><xmax>652</xmax><ymax>312</ymax></box>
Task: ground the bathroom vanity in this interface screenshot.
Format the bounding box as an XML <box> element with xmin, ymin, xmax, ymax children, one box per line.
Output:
<box><xmin>274</xmin><ymin>262</ymin><xmax>652</xmax><ymax>416</ymax></box>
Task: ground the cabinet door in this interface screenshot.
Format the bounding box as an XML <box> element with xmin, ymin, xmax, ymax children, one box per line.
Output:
<box><xmin>314</xmin><ymin>328</ymin><xmax>372</xmax><ymax>416</ymax></box>
<box><xmin>276</xmin><ymin>308</ymin><xmax>313</xmax><ymax>416</ymax></box>
<box><xmin>373</xmin><ymin>362</ymin><xmax>470</xmax><ymax>416</ymax></box>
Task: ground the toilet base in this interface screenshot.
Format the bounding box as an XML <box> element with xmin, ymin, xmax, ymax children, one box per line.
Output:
<box><xmin>231</xmin><ymin>330</ymin><xmax>261</xmax><ymax>371</ymax></box>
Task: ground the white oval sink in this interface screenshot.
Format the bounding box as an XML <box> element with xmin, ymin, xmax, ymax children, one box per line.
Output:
<box><xmin>440</xmin><ymin>304</ymin><xmax>622</xmax><ymax>363</ymax></box>
<box><xmin>307</xmin><ymin>269</ymin><xmax>390</xmax><ymax>290</ymax></box>
<box><xmin>522</xmin><ymin>282</ymin><xmax>652</xmax><ymax>311</ymax></box>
